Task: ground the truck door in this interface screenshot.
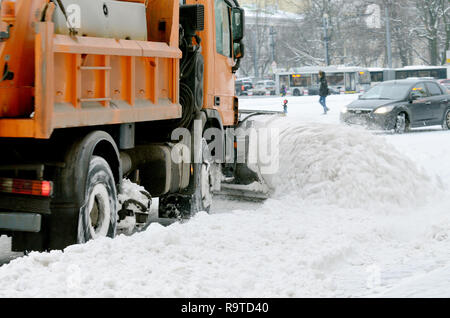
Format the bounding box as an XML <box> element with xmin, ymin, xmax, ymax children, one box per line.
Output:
<box><xmin>213</xmin><ymin>0</ymin><xmax>235</xmax><ymax>123</ymax></box>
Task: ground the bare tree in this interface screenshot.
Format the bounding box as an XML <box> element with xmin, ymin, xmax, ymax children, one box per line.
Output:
<box><xmin>412</xmin><ymin>0</ymin><xmax>449</xmax><ymax>65</ymax></box>
<box><xmin>238</xmin><ymin>0</ymin><xmax>450</xmax><ymax>78</ymax></box>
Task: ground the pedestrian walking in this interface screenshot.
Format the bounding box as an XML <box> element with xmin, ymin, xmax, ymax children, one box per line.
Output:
<box><xmin>280</xmin><ymin>84</ymin><xmax>287</xmax><ymax>97</ymax></box>
<box><xmin>319</xmin><ymin>71</ymin><xmax>330</xmax><ymax>114</ymax></box>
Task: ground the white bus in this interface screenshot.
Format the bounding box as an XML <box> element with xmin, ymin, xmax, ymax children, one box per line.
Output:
<box><xmin>275</xmin><ymin>66</ymin><xmax>371</xmax><ymax>96</ymax></box>
<box><xmin>369</xmin><ymin>66</ymin><xmax>449</xmax><ymax>85</ymax></box>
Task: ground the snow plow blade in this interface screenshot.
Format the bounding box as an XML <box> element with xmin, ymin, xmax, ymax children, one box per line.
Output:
<box><xmin>216</xmin><ymin>109</ymin><xmax>284</xmax><ymax>200</ymax></box>
<box><xmin>238</xmin><ymin>109</ymin><xmax>286</xmax><ymax>122</ymax></box>
<box><xmin>217</xmin><ymin>182</ymin><xmax>270</xmax><ymax>200</ymax></box>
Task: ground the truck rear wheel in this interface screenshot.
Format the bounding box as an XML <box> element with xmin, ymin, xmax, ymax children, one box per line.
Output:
<box><xmin>48</xmin><ymin>131</ymin><xmax>121</xmax><ymax>250</ymax></box>
<box><xmin>77</xmin><ymin>156</ymin><xmax>117</xmax><ymax>243</ymax></box>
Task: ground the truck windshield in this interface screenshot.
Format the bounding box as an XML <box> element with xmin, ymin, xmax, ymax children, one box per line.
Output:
<box><xmin>361</xmin><ymin>83</ymin><xmax>410</xmax><ymax>100</ymax></box>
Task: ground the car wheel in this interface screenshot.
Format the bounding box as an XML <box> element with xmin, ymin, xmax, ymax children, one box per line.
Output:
<box><xmin>293</xmin><ymin>89</ymin><xmax>300</xmax><ymax>96</ymax></box>
<box><xmin>443</xmin><ymin>109</ymin><xmax>450</xmax><ymax>130</ymax></box>
<box><xmin>394</xmin><ymin>113</ymin><xmax>407</xmax><ymax>134</ymax></box>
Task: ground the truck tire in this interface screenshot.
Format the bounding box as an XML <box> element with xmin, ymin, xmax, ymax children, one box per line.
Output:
<box><xmin>77</xmin><ymin>156</ymin><xmax>118</xmax><ymax>243</ymax></box>
<box><xmin>48</xmin><ymin>131</ymin><xmax>121</xmax><ymax>250</ymax></box>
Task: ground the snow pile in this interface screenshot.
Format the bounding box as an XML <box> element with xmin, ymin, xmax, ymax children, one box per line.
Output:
<box><xmin>263</xmin><ymin>121</ymin><xmax>442</xmax><ymax>211</ymax></box>
<box><xmin>380</xmin><ymin>265</ymin><xmax>450</xmax><ymax>298</ymax></box>
<box><xmin>0</xmin><ymin>207</ymin><xmax>359</xmax><ymax>298</ymax></box>
<box><xmin>1</xmin><ymin>198</ymin><xmax>449</xmax><ymax>298</ymax></box>
<box><xmin>118</xmin><ymin>179</ymin><xmax>151</xmax><ymax>209</ymax></box>
<box><xmin>117</xmin><ymin>179</ymin><xmax>152</xmax><ymax>234</ymax></box>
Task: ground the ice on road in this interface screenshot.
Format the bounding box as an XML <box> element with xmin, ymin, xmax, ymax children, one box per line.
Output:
<box><xmin>1</xmin><ymin>95</ymin><xmax>450</xmax><ymax>297</ymax></box>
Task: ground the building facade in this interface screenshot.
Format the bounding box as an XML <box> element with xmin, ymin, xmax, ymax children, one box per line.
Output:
<box><xmin>238</xmin><ymin>0</ymin><xmax>310</xmax><ymax>13</ymax></box>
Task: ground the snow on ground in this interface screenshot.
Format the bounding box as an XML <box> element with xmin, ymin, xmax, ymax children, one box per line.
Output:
<box><xmin>0</xmin><ymin>95</ymin><xmax>450</xmax><ymax>297</ymax></box>
<box><xmin>380</xmin><ymin>265</ymin><xmax>450</xmax><ymax>298</ymax></box>
<box><xmin>386</xmin><ymin>131</ymin><xmax>450</xmax><ymax>188</ymax></box>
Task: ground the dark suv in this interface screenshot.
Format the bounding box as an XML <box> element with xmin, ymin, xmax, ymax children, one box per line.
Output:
<box><xmin>236</xmin><ymin>80</ymin><xmax>254</xmax><ymax>96</ymax></box>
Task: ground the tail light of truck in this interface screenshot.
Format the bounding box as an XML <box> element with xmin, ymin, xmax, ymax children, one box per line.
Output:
<box><xmin>0</xmin><ymin>178</ymin><xmax>53</xmax><ymax>197</ymax></box>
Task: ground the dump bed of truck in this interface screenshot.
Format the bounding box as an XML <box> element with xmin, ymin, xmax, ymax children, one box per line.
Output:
<box><xmin>0</xmin><ymin>0</ymin><xmax>182</xmax><ymax>139</ymax></box>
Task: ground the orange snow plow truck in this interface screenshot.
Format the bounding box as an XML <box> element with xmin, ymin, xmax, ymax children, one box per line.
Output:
<box><xmin>0</xmin><ymin>0</ymin><xmax>270</xmax><ymax>251</ymax></box>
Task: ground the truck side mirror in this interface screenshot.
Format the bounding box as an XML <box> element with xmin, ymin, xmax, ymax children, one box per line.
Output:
<box><xmin>231</xmin><ymin>7</ymin><xmax>244</xmax><ymax>42</ymax></box>
<box><xmin>232</xmin><ymin>42</ymin><xmax>244</xmax><ymax>73</ymax></box>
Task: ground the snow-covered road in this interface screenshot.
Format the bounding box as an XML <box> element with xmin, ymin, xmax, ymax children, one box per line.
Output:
<box><xmin>1</xmin><ymin>94</ymin><xmax>449</xmax><ymax>297</ymax></box>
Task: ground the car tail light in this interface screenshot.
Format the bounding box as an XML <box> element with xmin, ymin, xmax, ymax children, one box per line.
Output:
<box><xmin>0</xmin><ymin>177</ymin><xmax>53</xmax><ymax>197</ymax></box>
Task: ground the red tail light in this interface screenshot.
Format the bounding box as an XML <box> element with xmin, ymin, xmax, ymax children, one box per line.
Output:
<box><xmin>0</xmin><ymin>178</ymin><xmax>53</xmax><ymax>197</ymax></box>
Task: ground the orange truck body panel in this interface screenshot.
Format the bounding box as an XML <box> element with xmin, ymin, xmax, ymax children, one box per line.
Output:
<box><xmin>0</xmin><ymin>0</ymin><xmax>238</xmax><ymax>139</ymax></box>
<box><xmin>0</xmin><ymin>0</ymin><xmax>184</xmax><ymax>139</ymax></box>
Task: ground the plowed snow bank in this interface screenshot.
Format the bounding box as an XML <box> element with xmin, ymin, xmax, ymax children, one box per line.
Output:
<box><xmin>263</xmin><ymin>121</ymin><xmax>442</xmax><ymax>211</ymax></box>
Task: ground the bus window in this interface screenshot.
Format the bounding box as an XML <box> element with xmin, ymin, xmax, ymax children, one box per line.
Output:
<box><xmin>430</xmin><ymin>69</ymin><xmax>447</xmax><ymax>79</ymax></box>
<box><xmin>327</xmin><ymin>73</ymin><xmax>344</xmax><ymax>87</ymax></box>
<box><xmin>437</xmin><ymin>69</ymin><xmax>447</xmax><ymax>79</ymax></box>
<box><xmin>397</xmin><ymin>70</ymin><xmax>419</xmax><ymax>79</ymax></box>
<box><xmin>418</xmin><ymin>70</ymin><xmax>430</xmax><ymax>78</ymax></box>
<box><xmin>279</xmin><ymin>75</ymin><xmax>289</xmax><ymax>87</ymax></box>
<box><xmin>396</xmin><ymin>71</ymin><xmax>407</xmax><ymax>79</ymax></box>
<box><xmin>370</xmin><ymin>72</ymin><xmax>383</xmax><ymax>82</ymax></box>
<box><xmin>358</xmin><ymin>71</ymin><xmax>371</xmax><ymax>84</ymax></box>
<box><xmin>290</xmin><ymin>75</ymin><xmax>311</xmax><ymax>87</ymax></box>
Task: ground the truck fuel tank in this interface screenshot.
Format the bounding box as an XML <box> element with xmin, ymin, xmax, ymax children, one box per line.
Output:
<box><xmin>53</xmin><ymin>0</ymin><xmax>147</xmax><ymax>41</ymax></box>
<box><xmin>121</xmin><ymin>144</ymin><xmax>191</xmax><ymax>198</ymax></box>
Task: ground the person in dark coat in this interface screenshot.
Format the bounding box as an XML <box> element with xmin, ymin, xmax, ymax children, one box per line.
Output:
<box><xmin>319</xmin><ymin>71</ymin><xmax>330</xmax><ymax>114</ymax></box>
<box><xmin>280</xmin><ymin>84</ymin><xmax>287</xmax><ymax>97</ymax></box>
